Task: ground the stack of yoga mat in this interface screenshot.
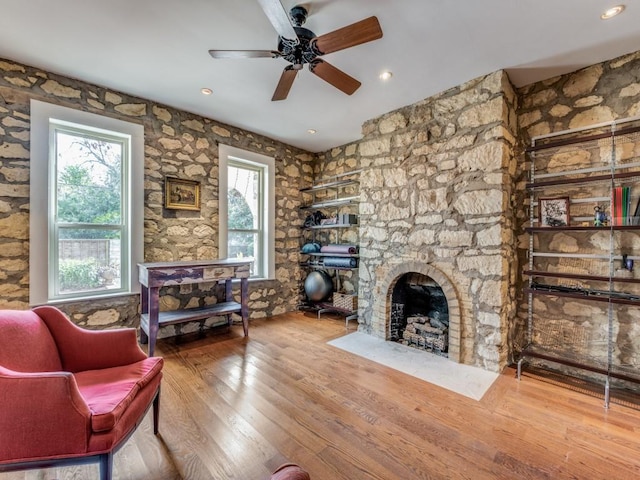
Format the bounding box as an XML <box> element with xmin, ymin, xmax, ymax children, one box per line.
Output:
<box><xmin>321</xmin><ymin>244</ymin><xmax>358</xmax><ymax>268</ymax></box>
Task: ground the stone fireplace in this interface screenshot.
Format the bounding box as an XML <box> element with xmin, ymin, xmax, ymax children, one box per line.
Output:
<box><xmin>371</xmin><ymin>259</ymin><xmax>462</xmax><ymax>363</ymax></box>
<box><xmin>324</xmin><ymin>70</ymin><xmax>520</xmax><ymax>373</ymax></box>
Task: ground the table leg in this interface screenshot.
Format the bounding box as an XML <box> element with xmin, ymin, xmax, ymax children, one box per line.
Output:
<box><xmin>240</xmin><ymin>277</ymin><xmax>249</xmax><ymax>336</ymax></box>
<box><xmin>225</xmin><ymin>278</ymin><xmax>232</xmax><ymax>302</ymax></box>
<box><xmin>139</xmin><ymin>285</ymin><xmax>149</xmax><ymax>344</ymax></box>
<box><xmin>148</xmin><ymin>287</ymin><xmax>160</xmax><ymax>357</ymax></box>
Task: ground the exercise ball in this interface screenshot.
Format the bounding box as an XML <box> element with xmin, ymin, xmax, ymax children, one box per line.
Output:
<box><xmin>304</xmin><ymin>270</ymin><xmax>333</xmax><ymax>302</ymax></box>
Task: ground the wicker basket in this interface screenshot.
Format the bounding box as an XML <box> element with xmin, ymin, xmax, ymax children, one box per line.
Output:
<box><xmin>333</xmin><ymin>292</ymin><xmax>358</xmax><ymax>311</ymax></box>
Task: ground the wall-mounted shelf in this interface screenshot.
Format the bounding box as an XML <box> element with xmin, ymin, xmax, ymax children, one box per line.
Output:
<box><xmin>299</xmin><ymin>170</ymin><xmax>360</xmax><ymax>327</ymax></box>
<box><xmin>300</xmin><ymin>195</ymin><xmax>360</xmax><ymax>210</ymax></box>
<box><xmin>300</xmin><ymin>262</ymin><xmax>357</xmax><ymax>272</ymax></box>
<box><xmin>519</xmin><ymin>116</ymin><xmax>640</xmax><ymax>408</ymax></box>
<box><xmin>300</xmin><ymin>178</ymin><xmax>359</xmax><ymax>192</ymax></box>
<box><xmin>300</xmin><ymin>252</ymin><xmax>359</xmax><ymax>258</ymax></box>
<box><xmin>303</xmin><ymin>223</ymin><xmax>358</xmax><ymax>231</ymax></box>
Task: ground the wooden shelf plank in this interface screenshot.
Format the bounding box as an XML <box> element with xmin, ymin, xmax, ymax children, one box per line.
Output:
<box><xmin>526</xmin><ymin>123</ymin><xmax>640</xmax><ymax>153</ymax></box>
<box><xmin>299</xmin><ymin>252</ymin><xmax>358</xmax><ymax>257</ymax></box>
<box><xmin>520</xmin><ymin>347</ymin><xmax>640</xmax><ymax>384</ymax></box>
<box><xmin>525</xmin><ymin>287</ymin><xmax>640</xmax><ymax>306</ymax></box>
<box><xmin>526</xmin><ymin>170</ymin><xmax>640</xmax><ymax>189</ymax></box>
<box><xmin>299</xmin><ymin>262</ymin><xmax>357</xmax><ymax>271</ymax></box>
<box><xmin>525</xmin><ymin>224</ymin><xmax>640</xmax><ymax>232</ymax></box>
<box><xmin>300</xmin><ymin>195</ymin><xmax>360</xmax><ymax>210</ymax></box>
<box><xmin>303</xmin><ymin>223</ymin><xmax>358</xmax><ymax>230</ymax></box>
<box><xmin>299</xmin><ymin>179</ymin><xmax>359</xmax><ymax>192</ymax></box>
<box><xmin>141</xmin><ymin>301</ymin><xmax>241</xmax><ymax>328</ymax></box>
<box><xmin>524</xmin><ymin>270</ymin><xmax>640</xmax><ymax>284</ymax></box>
<box><xmin>299</xmin><ymin>301</ymin><xmax>356</xmax><ymax>315</ymax></box>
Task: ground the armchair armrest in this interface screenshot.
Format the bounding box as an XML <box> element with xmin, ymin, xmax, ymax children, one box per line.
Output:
<box><xmin>0</xmin><ymin>366</ymin><xmax>91</xmax><ymax>462</ymax></box>
<box><xmin>33</xmin><ymin>306</ymin><xmax>147</xmax><ymax>372</ymax></box>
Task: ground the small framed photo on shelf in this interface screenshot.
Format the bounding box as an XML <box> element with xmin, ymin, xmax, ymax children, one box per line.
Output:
<box><xmin>539</xmin><ymin>197</ymin><xmax>570</xmax><ymax>227</ymax></box>
<box><xmin>164</xmin><ymin>176</ymin><xmax>201</xmax><ymax>211</ymax></box>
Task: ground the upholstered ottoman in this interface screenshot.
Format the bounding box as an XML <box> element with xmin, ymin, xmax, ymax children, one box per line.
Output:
<box><xmin>270</xmin><ymin>463</ymin><xmax>310</xmax><ymax>480</ymax></box>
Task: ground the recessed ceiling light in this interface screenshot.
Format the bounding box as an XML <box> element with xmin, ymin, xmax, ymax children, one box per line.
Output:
<box><xmin>307</xmin><ymin>129</ymin><xmax>317</xmax><ymax>134</ymax></box>
<box><xmin>601</xmin><ymin>5</ymin><xmax>625</xmax><ymax>19</ymax></box>
<box><xmin>379</xmin><ymin>70</ymin><xmax>393</xmax><ymax>81</ymax></box>
<box><xmin>201</xmin><ymin>87</ymin><xmax>213</xmax><ymax>95</ymax></box>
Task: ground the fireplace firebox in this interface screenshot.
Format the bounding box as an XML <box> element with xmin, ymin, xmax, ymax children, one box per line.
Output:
<box><xmin>390</xmin><ymin>272</ymin><xmax>449</xmax><ymax>357</ymax></box>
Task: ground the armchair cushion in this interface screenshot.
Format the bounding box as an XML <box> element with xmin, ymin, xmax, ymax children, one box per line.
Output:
<box><xmin>75</xmin><ymin>357</ymin><xmax>163</xmax><ymax>432</ymax></box>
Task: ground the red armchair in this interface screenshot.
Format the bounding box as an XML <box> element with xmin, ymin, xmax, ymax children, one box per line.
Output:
<box><xmin>0</xmin><ymin>306</ymin><xmax>163</xmax><ymax>480</ymax></box>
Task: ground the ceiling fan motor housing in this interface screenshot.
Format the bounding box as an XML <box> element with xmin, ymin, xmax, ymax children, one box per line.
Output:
<box><xmin>278</xmin><ymin>25</ymin><xmax>321</xmax><ymax>66</ymax></box>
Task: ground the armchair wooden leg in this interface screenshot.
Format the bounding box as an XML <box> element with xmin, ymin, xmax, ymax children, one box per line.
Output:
<box><xmin>99</xmin><ymin>452</ymin><xmax>113</xmax><ymax>480</ymax></box>
<box><xmin>153</xmin><ymin>388</ymin><xmax>161</xmax><ymax>435</ymax></box>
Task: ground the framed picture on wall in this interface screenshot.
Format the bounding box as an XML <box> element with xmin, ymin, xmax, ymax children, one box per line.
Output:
<box><xmin>164</xmin><ymin>176</ymin><xmax>201</xmax><ymax>211</ymax></box>
<box><xmin>539</xmin><ymin>197</ymin><xmax>570</xmax><ymax>227</ymax></box>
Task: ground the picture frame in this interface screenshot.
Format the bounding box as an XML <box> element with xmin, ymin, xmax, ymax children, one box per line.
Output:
<box><xmin>164</xmin><ymin>176</ymin><xmax>201</xmax><ymax>211</ymax></box>
<box><xmin>539</xmin><ymin>197</ymin><xmax>570</xmax><ymax>227</ymax></box>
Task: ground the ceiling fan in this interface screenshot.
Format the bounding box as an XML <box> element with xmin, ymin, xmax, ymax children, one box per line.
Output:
<box><xmin>208</xmin><ymin>0</ymin><xmax>383</xmax><ymax>101</ymax></box>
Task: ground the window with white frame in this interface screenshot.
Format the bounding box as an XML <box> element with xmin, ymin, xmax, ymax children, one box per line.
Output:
<box><xmin>30</xmin><ymin>100</ymin><xmax>144</xmax><ymax>304</ymax></box>
<box><xmin>218</xmin><ymin>144</ymin><xmax>275</xmax><ymax>280</ymax></box>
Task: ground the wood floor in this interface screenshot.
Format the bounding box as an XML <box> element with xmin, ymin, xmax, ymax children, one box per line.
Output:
<box><xmin>3</xmin><ymin>312</ymin><xmax>640</xmax><ymax>480</ymax></box>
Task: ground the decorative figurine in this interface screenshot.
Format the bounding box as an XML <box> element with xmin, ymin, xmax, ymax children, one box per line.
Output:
<box><xmin>594</xmin><ymin>205</ymin><xmax>607</xmax><ymax>226</ymax></box>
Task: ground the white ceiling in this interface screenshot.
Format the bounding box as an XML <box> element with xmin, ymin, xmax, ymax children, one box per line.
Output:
<box><xmin>1</xmin><ymin>1</ymin><xmax>638</xmax><ymax>153</ymax></box>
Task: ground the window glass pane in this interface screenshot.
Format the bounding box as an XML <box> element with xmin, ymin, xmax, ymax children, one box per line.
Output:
<box><xmin>55</xmin><ymin>131</ymin><xmax>122</xmax><ymax>225</ymax></box>
<box><xmin>56</xmin><ymin>228</ymin><xmax>122</xmax><ymax>295</ymax></box>
<box><xmin>228</xmin><ymin>165</ymin><xmax>259</xmax><ymax>229</ymax></box>
<box><xmin>228</xmin><ymin>231</ymin><xmax>258</xmax><ymax>276</ymax></box>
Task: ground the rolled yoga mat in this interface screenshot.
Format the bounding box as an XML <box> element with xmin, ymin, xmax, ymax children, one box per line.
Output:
<box><xmin>320</xmin><ymin>244</ymin><xmax>357</xmax><ymax>254</ymax></box>
<box><xmin>323</xmin><ymin>256</ymin><xmax>358</xmax><ymax>268</ymax></box>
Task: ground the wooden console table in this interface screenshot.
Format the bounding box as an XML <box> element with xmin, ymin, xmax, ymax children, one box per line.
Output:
<box><xmin>138</xmin><ymin>258</ymin><xmax>252</xmax><ymax>356</ymax></box>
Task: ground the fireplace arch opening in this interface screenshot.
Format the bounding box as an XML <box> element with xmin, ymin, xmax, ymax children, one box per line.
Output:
<box><xmin>390</xmin><ymin>272</ymin><xmax>449</xmax><ymax>357</ymax></box>
<box><xmin>371</xmin><ymin>260</ymin><xmax>461</xmax><ymax>363</ymax></box>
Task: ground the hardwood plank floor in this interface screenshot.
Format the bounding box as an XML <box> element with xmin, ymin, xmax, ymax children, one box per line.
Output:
<box><xmin>2</xmin><ymin>311</ymin><xmax>640</xmax><ymax>479</ymax></box>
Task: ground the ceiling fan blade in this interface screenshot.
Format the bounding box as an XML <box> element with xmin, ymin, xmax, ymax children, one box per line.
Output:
<box><xmin>256</xmin><ymin>0</ymin><xmax>298</xmax><ymax>41</ymax></box>
<box><xmin>209</xmin><ymin>50</ymin><xmax>280</xmax><ymax>59</ymax></box>
<box><xmin>309</xmin><ymin>60</ymin><xmax>361</xmax><ymax>95</ymax></box>
<box><xmin>313</xmin><ymin>16</ymin><xmax>383</xmax><ymax>55</ymax></box>
<box><xmin>272</xmin><ymin>66</ymin><xmax>298</xmax><ymax>101</ymax></box>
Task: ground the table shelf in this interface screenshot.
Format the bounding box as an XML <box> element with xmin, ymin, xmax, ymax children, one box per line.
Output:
<box><xmin>140</xmin><ymin>301</ymin><xmax>242</xmax><ymax>329</ymax></box>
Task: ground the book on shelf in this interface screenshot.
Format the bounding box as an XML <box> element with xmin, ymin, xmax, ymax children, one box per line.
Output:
<box><xmin>634</xmin><ymin>195</ymin><xmax>640</xmax><ymax>225</ymax></box>
<box><xmin>611</xmin><ymin>186</ymin><xmax>632</xmax><ymax>225</ymax></box>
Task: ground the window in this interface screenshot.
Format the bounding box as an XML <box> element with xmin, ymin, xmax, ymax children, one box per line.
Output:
<box><xmin>219</xmin><ymin>145</ymin><xmax>275</xmax><ymax>279</ymax></box>
<box><xmin>30</xmin><ymin>100</ymin><xmax>144</xmax><ymax>304</ymax></box>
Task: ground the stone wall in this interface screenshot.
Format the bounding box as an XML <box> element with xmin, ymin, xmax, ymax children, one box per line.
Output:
<box><xmin>4</xmin><ymin>45</ymin><xmax>638</xmax><ymax>372</ymax></box>
<box><xmin>514</xmin><ymin>50</ymin><xmax>640</xmax><ymax>376</ymax></box>
<box><xmin>317</xmin><ymin>71</ymin><xmax>520</xmax><ymax>371</ymax></box>
<box><xmin>0</xmin><ymin>58</ymin><xmax>312</xmax><ymax>330</ymax></box>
